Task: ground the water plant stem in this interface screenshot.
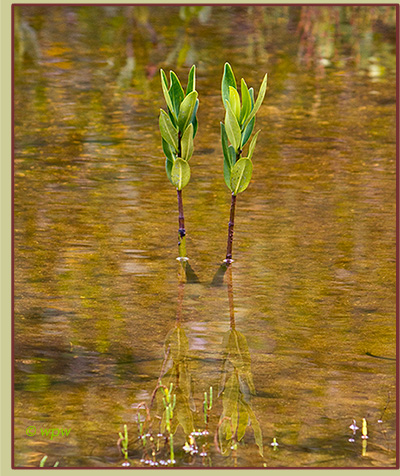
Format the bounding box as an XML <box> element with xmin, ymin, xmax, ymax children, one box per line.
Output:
<box><xmin>225</xmin><ymin>192</ymin><xmax>237</xmax><ymax>262</ymax></box>
<box><xmin>177</xmin><ymin>189</ymin><xmax>187</xmax><ymax>259</ymax></box>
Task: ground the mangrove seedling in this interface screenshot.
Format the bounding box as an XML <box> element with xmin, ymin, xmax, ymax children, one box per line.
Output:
<box><xmin>220</xmin><ymin>62</ymin><xmax>267</xmax><ymax>263</ymax></box>
<box><xmin>159</xmin><ymin>65</ymin><xmax>199</xmax><ymax>260</ymax></box>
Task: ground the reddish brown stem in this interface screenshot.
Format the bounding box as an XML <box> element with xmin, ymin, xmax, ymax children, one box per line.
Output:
<box><xmin>177</xmin><ymin>189</ymin><xmax>185</xmax><ymax>236</ymax></box>
<box><xmin>177</xmin><ymin>189</ymin><xmax>187</xmax><ymax>259</ymax></box>
<box><xmin>225</xmin><ymin>193</ymin><xmax>237</xmax><ymax>262</ymax></box>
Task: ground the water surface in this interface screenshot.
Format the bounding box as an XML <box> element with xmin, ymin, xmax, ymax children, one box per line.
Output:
<box><xmin>14</xmin><ymin>5</ymin><xmax>397</xmax><ymax>468</ymax></box>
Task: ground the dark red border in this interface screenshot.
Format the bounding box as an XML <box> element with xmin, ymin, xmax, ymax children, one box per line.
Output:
<box><xmin>11</xmin><ymin>2</ymin><xmax>15</xmax><ymax>471</ymax></box>
<box><xmin>396</xmin><ymin>1</ymin><xmax>399</xmax><ymax>472</ymax></box>
<box><xmin>9</xmin><ymin>2</ymin><xmax>400</xmax><ymax>5</ymax></box>
<box><xmin>11</xmin><ymin>2</ymin><xmax>399</xmax><ymax>470</ymax></box>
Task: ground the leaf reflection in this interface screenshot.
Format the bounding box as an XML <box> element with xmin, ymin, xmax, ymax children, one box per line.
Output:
<box><xmin>217</xmin><ymin>265</ymin><xmax>263</xmax><ymax>458</ymax></box>
<box><xmin>152</xmin><ymin>275</ymin><xmax>195</xmax><ymax>438</ymax></box>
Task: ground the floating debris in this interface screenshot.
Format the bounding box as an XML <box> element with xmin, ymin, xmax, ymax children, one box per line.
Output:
<box><xmin>271</xmin><ymin>438</ymin><xmax>279</xmax><ymax>450</ymax></box>
<box><xmin>349</xmin><ymin>419</ymin><xmax>359</xmax><ymax>434</ymax></box>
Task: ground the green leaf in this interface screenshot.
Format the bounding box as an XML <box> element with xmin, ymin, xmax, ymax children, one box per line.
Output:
<box><xmin>178</xmin><ymin>90</ymin><xmax>198</xmax><ymax>132</ymax></box>
<box><xmin>249</xmin><ymin>87</ymin><xmax>254</xmax><ymax>104</ymax></box>
<box><xmin>190</xmin><ymin>99</ymin><xmax>199</xmax><ymax>137</ymax></box>
<box><xmin>168</xmin><ymin>108</ymin><xmax>177</xmax><ymax>128</ymax></box>
<box><xmin>240</xmin><ymin>78</ymin><xmax>251</xmax><ymax>125</ymax></box>
<box><xmin>229</xmin><ymin>86</ymin><xmax>241</xmax><ymax>120</ymax></box>
<box><xmin>224</xmin><ymin>100</ymin><xmax>241</xmax><ymax>152</ymax></box>
<box><xmin>242</xmin><ymin>88</ymin><xmax>256</xmax><ymax>148</ymax></box>
<box><xmin>241</xmin><ymin>87</ymin><xmax>254</xmax><ymax>147</ymax></box>
<box><xmin>247</xmin><ymin>130</ymin><xmax>260</xmax><ymax>160</ymax></box>
<box><xmin>221</xmin><ymin>123</ymin><xmax>233</xmax><ymax>190</ymax></box>
<box><xmin>221</xmin><ymin>62</ymin><xmax>237</xmax><ymax>107</ymax></box>
<box><xmin>159</xmin><ymin>109</ymin><xmax>179</xmax><ymax>152</ymax></box>
<box><xmin>192</xmin><ymin>115</ymin><xmax>198</xmax><ymax>138</ymax></box>
<box><xmin>165</xmin><ymin>157</ymin><xmax>173</xmax><ymax>184</ymax></box>
<box><xmin>171</xmin><ymin>158</ymin><xmax>191</xmax><ymax>190</ymax></box>
<box><xmin>162</xmin><ymin>138</ymin><xmax>175</xmax><ymax>183</ymax></box>
<box><xmin>162</xmin><ymin>137</ymin><xmax>175</xmax><ymax>162</ymax></box>
<box><xmin>223</xmin><ymin>146</ymin><xmax>236</xmax><ymax>190</ymax></box>
<box><xmin>224</xmin><ymin>157</ymin><xmax>232</xmax><ymax>190</ymax></box>
<box><xmin>186</xmin><ymin>65</ymin><xmax>196</xmax><ymax>94</ymax></box>
<box><xmin>230</xmin><ymin>157</ymin><xmax>253</xmax><ymax>195</ymax></box>
<box><xmin>160</xmin><ymin>69</ymin><xmax>176</xmax><ymax>120</ymax></box>
<box><xmin>181</xmin><ymin>123</ymin><xmax>194</xmax><ymax>161</ymax></box>
<box><xmin>241</xmin><ymin>117</ymin><xmax>255</xmax><ymax>147</ymax></box>
<box><xmin>243</xmin><ymin>73</ymin><xmax>268</xmax><ymax>130</ymax></box>
<box><xmin>220</xmin><ymin>122</ymin><xmax>231</xmax><ymax>165</ymax></box>
<box><xmin>169</xmin><ymin>71</ymin><xmax>185</xmax><ymax>118</ymax></box>
<box><xmin>228</xmin><ymin>145</ymin><xmax>236</xmax><ymax>164</ymax></box>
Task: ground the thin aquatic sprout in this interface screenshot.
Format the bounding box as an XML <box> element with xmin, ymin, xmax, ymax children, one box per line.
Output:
<box><xmin>118</xmin><ymin>424</ymin><xmax>129</xmax><ymax>461</ymax></box>
<box><xmin>159</xmin><ymin>66</ymin><xmax>199</xmax><ymax>260</ymax></box>
<box><xmin>361</xmin><ymin>419</ymin><xmax>368</xmax><ymax>439</ymax></box>
<box><xmin>39</xmin><ymin>455</ymin><xmax>59</xmax><ymax>468</ymax></box>
<box><xmin>203</xmin><ymin>386</ymin><xmax>213</xmax><ymax>427</ymax></box>
<box><xmin>362</xmin><ymin>419</ymin><xmax>368</xmax><ymax>457</ymax></box>
<box><xmin>220</xmin><ymin>63</ymin><xmax>268</xmax><ymax>263</ymax></box>
<box><xmin>161</xmin><ymin>384</ymin><xmax>177</xmax><ymax>464</ymax></box>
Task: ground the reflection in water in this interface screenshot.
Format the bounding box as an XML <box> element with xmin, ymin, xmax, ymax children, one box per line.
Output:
<box><xmin>217</xmin><ymin>265</ymin><xmax>263</xmax><ymax>464</ymax></box>
<box><xmin>131</xmin><ymin>263</ymin><xmax>201</xmax><ymax>466</ymax></box>
<box><xmin>129</xmin><ymin>262</ymin><xmax>262</xmax><ymax>467</ymax></box>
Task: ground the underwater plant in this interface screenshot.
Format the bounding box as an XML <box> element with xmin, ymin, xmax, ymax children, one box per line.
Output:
<box><xmin>220</xmin><ymin>63</ymin><xmax>267</xmax><ymax>263</ymax></box>
<box><xmin>159</xmin><ymin>65</ymin><xmax>199</xmax><ymax>260</ymax></box>
<box><xmin>117</xmin><ymin>424</ymin><xmax>130</xmax><ymax>465</ymax></box>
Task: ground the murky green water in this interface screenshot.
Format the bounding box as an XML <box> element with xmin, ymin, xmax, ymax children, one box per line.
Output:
<box><xmin>14</xmin><ymin>5</ymin><xmax>396</xmax><ymax>468</ymax></box>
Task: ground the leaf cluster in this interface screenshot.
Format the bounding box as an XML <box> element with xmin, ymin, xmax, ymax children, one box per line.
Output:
<box><xmin>159</xmin><ymin>66</ymin><xmax>199</xmax><ymax>191</ymax></box>
<box><xmin>220</xmin><ymin>63</ymin><xmax>267</xmax><ymax>195</ymax></box>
